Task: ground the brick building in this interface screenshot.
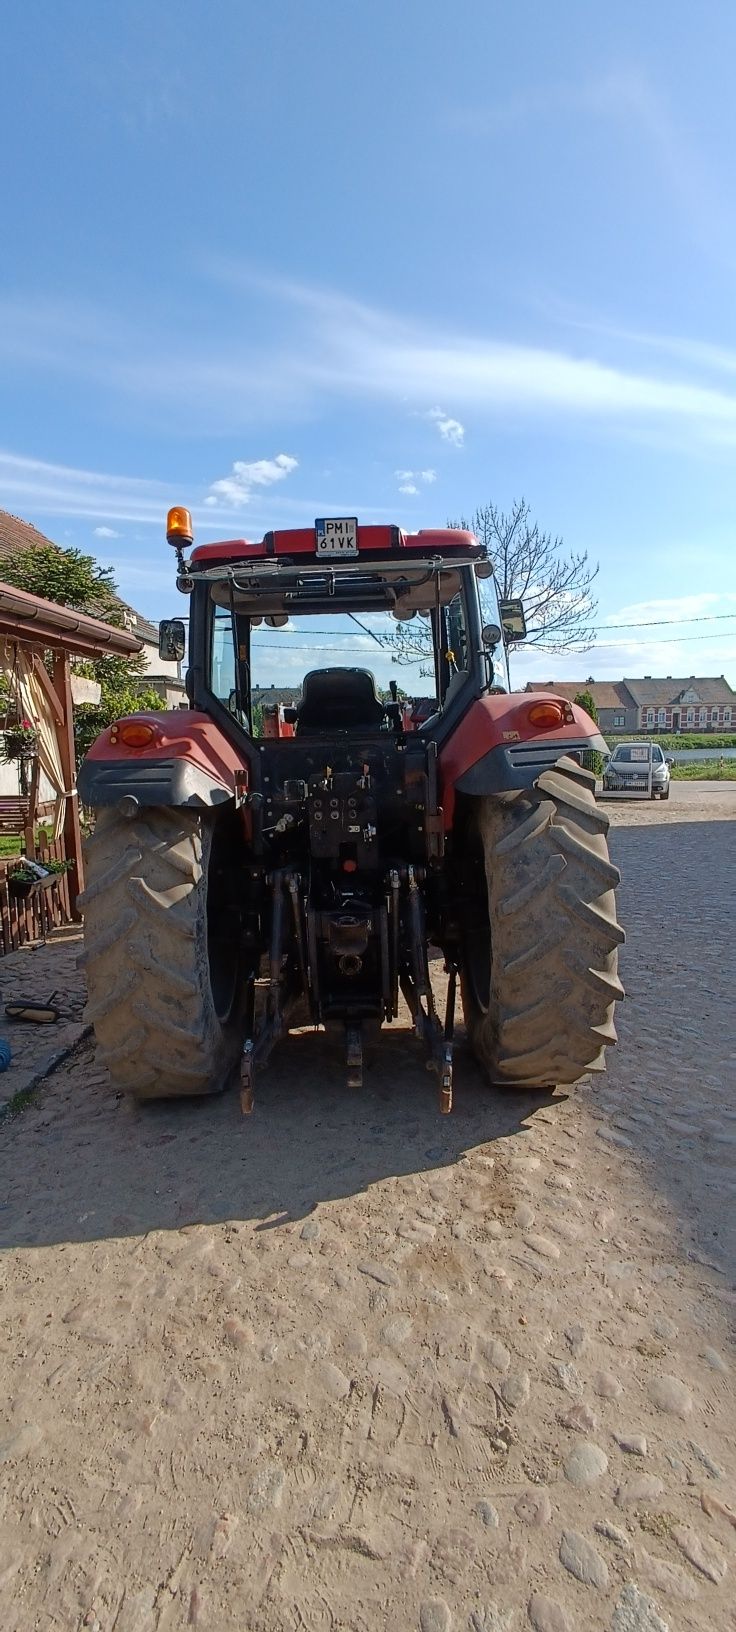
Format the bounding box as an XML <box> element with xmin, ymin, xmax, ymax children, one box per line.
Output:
<box><xmin>622</xmin><ymin>676</ymin><xmax>735</xmax><ymax>732</ymax></box>
<box><xmin>525</xmin><ymin>676</ymin><xmax>735</xmax><ymax>733</ymax></box>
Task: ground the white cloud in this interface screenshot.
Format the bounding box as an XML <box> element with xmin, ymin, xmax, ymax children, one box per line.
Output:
<box><xmin>425</xmin><ymin>408</ymin><xmax>465</xmax><ymax>447</ymax></box>
<box><xmin>206</xmin><ymin>453</ymin><xmax>298</xmax><ymax>509</ymax></box>
<box><xmin>93</xmin><ymin>525</ymin><xmax>120</xmax><ymax>539</ymax></box>
<box><xmin>394</xmin><ymin>467</ymin><xmax>438</xmax><ymax>496</ymax></box>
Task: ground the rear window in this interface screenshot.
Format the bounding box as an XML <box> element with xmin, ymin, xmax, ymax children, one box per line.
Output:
<box><xmin>611</xmin><ymin>746</ymin><xmax>650</xmax><ymax>764</ymax></box>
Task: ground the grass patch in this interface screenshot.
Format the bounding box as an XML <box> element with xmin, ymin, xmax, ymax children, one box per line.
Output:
<box><xmin>0</xmin><ymin>830</ymin><xmax>55</xmax><ymax>859</ymax></box>
<box><xmin>670</xmin><ymin>761</ymin><xmax>736</xmax><ymax>780</ymax></box>
<box><xmin>607</xmin><ymin>732</ymin><xmax>736</xmax><ymax>750</ymax></box>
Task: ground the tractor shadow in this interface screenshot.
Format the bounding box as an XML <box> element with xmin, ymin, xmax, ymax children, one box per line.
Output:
<box><xmin>0</xmin><ymin>1021</ymin><xmax>559</xmax><ymax>1249</ymax></box>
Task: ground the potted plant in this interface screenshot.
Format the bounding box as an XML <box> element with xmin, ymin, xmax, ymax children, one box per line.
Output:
<box><xmin>1</xmin><ymin>720</ymin><xmax>38</xmax><ymax>797</ymax></box>
<box><xmin>8</xmin><ymin>866</ymin><xmax>42</xmax><ymax>899</ymax></box>
<box><xmin>7</xmin><ymin>858</ymin><xmax>71</xmax><ymax>898</ymax></box>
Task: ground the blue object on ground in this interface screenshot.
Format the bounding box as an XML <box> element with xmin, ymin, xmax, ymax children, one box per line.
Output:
<box><xmin>0</xmin><ymin>1038</ymin><xmax>12</xmax><ymax>1071</ymax></box>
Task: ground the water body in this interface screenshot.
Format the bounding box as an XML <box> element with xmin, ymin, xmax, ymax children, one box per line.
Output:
<box><xmin>669</xmin><ymin>747</ymin><xmax>736</xmax><ymax>763</ymax></box>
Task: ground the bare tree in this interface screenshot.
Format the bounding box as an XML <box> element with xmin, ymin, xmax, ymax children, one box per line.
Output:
<box><xmin>380</xmin><ymin>499</ymin><xmax>598</xmax><ymax>672</ymax></box>
<box><xmin>458</xmin><ymin>500</ymin><xmax>598</xmax><ymax>652</ymax></box>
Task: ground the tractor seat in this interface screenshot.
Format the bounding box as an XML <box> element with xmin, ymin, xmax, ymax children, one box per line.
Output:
<box><xmin>293</xmin><ymin>668</ymin><xmax>388</xmax><ymax>734</ymax></box>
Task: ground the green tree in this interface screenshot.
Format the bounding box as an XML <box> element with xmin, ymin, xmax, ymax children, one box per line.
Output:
<box><xmin>573</xmin><ymin>688</ymin><xmax>598</xmax><ymax>723</ymax></box>
<box><xmin>0</xmin><ymin>543</ymin><xmax>164</xmax><ymax>763</ymax></box>
<box><xmin>1</xmin><ymin>544</ymin><xmax>119</xmax><ymax>616</ymax></box>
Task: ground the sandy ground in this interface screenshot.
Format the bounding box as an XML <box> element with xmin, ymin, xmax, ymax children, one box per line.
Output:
<box><xmin>0</xmin><ymin>787</ymin><xmax>735</xmax><ymax>1632</ymax></box>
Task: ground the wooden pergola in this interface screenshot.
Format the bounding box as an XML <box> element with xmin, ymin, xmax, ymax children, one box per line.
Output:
<box><xmin>0</xmin><ymin>579</ymin><xmax>143</xmax><ymax>913</ymax></box>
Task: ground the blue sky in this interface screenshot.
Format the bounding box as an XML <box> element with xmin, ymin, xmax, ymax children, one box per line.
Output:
<box><xmin>2</xmin><ymin>0</ymin><xmax>736</xmax><ymax>689</ymax></box>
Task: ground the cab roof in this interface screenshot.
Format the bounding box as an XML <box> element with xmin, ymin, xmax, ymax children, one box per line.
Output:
<box><xmin>190</xmin><ymin>524</ymin><xmax>481</xmax><ymax>567</ymax></box>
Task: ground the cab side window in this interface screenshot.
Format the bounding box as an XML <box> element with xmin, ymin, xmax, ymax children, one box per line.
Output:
<box><xmin>211</xmin><ymin>604</ymin><xmax>237</xmax><ymax>710</ymax></box>
<box><xmin>445</xmin><ymin>592</ymin><xmax>469</xmax><ymax>672</ymax></box>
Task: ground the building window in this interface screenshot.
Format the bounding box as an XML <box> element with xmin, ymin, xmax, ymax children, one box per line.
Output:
<box><xmin>699</xmin><ymin>708</ymin><xmax>707</xmax><ymax>724</ymax></box>
<box><xmin>646</xmin><ymin>708</ymin><xmax>655</xmax><ymax>726</ymax></box>
<box><xmin>725</xmin><ymin>708</ymin><xmax>732</xmax><ymax>724</ymax></box>
<box><xmin>613</xmin><ymin>713</ymin><xmax>625</xmax><ymax>727</ymax></box>
<box><xmin>711</xmin><ymin>708</ymin><xmax>720</xmax><ymax>723</ymax></box>
<box><xmin>658</xmin><ymin>709</ymin><xmax>667</xmax><ymax>726</ymax></box>
<box><xmin>686</xmin><ymin>708</ymin><xmax>694</xmax><ymax>725</ymax></box>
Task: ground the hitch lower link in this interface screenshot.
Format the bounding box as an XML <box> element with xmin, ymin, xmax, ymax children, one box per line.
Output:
<box><xmin>240</xmin><ymin>866</ymin><xmax>458</xmax><ymax>1115</ymax></box>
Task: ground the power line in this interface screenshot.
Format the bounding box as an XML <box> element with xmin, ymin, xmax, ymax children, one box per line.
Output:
<box><xmin>250</xmin><ymin>629</ymin><xmax>736</xmax><ymax>654</ymax></box>
<box><xmin>586</xmin><ymin>612</ymin><xmax>736</xmax><ymax>632</ymax></box>
<box><xmin>251</xmin><ymin>612</ymin><xmax>736</xmax><ymax>639</ymax></box>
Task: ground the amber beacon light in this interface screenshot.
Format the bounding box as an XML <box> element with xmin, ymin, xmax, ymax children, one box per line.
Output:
<box><xmin>166</xmin><ymin>506</ymin><xmax>194</xmax><ymax>546</ymax></box>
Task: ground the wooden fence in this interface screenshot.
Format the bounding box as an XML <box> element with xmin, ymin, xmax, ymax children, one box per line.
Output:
<box><xmin>0</xmin><ymin>836</ymin><xmax>74</xmax><ymax>954</ymax></box>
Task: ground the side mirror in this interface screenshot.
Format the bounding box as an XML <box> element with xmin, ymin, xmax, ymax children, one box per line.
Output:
<box><xmin>158</xmin><ymin>618</ymin><xmax>186</xmax><ymax>663</ymax></box>
<box><xmin>498</xmin><ymin>598</ymin><xmax>527</xmax><ymax>643</ymax></box>
<box><xmin>481</xmin><ymin>622</ymin><xmax>502</xmax><ymax>648</ymax></box>
<box><xmin>666</xmin><ymin>757</ymin><xmax>674</xmax><ymax>767</ymax></box>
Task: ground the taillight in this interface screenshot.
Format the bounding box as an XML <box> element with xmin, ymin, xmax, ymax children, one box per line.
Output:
<box><xmin>118</xmin><ymin>720</ymin><xmax>157</xmax><ymax>748</ymax></box>
<box><xmin>527</xmin><ymin>700</ymin><xmax>566</xmax><ymax>729</ymax></box>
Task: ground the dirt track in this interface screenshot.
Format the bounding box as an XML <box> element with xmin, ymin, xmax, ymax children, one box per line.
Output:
<box><xmin>0</xmin><ymin>788</ymin><xmax>734</xmax><ymax>1631</ymax></box>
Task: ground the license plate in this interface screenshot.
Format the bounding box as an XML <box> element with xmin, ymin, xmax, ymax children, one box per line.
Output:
<box><xmin>315</xmin><ymin>516</ymin><xmax>358</xmax><ymax>558</ymax></box>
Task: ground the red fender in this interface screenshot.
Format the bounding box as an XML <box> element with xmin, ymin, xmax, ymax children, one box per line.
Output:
<box><xmin>438</xmin><ymin>694</ymin><xmax>606</xmax><ymax>828</ymax></box>
<box><xmin>78</xmin><ymin>710</ymin><xmax>249</xmax><ymax>808</ymax></box>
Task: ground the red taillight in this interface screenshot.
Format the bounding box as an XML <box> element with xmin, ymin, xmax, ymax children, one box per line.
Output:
<box><xmin>527</xmin><ymin>700</ymin><xmax>566</xmax><ymax>729</ymax></box>
<box><xmin>119</xmin><ymin>720</ymin><xmax>156</xmax><ymax>748</ymax></box>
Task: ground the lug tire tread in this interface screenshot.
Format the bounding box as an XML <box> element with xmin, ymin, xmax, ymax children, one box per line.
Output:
<box><xmin>82</xmin><ymin>806</ymin><xmax>240</xmax><ymax>1099</ymax></box>
<box><xmin>461</xmin><ymin>757</ymin><xmax>624</xmax><ymax>1089</ymax></box>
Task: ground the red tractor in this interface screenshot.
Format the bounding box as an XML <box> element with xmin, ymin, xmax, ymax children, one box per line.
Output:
<box><xmin>78</xmin><ymin>510</ymin><xmax>622</xmax><ymax>1112</ymax></box>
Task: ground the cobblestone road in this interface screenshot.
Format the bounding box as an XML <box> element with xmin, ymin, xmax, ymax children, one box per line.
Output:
<box><xmin>0</xmin><ymin>788</ymin><xmax>734</xmax><ymax>1632</ymax></box>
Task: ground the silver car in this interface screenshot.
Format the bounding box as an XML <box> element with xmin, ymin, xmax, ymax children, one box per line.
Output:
<box><xmin>602</xmin><ymin>742</ymin><xmax>672</xmax><ymax>799</ymax></box>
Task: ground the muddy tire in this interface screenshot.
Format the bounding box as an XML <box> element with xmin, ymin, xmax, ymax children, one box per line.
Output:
<box><xmin>79</xmin><ymin>806</ymin><xmax>242</xmax><ymax>1100</ymax></box>
<box><xmin>460</xmin><ymin>756</ymin><xmax>624</xmax><ymax>1088</ymax></box>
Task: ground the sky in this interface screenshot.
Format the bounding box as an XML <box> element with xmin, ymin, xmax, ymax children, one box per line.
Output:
<box><xmin>2</xmin><ymin>0</ymin><xmax>736</xmax><ymax>693</ymax></box>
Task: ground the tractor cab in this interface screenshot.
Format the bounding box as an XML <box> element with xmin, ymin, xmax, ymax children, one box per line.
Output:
<box><xmin>172</xmin><ymin>517</ymin><xmax>504</xmax><ymax>746</ymax></box>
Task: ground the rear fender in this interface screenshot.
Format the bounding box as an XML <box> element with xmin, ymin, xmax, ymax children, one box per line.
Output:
<box><xmin>78</xmin><ymin>710</ymin><xmax>250</xmax><ymax>810</ymax></box>
<box><xmin>439</xmin><ymin>694</ymin><xmax>608</xmax><ymax>828</ymax></box>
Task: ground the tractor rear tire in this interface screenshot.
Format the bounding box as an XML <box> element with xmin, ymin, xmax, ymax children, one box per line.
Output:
<box><xmin>460</xmin><ymin>756</ymin><xmax>624</xmax><ymax>1089</ymax></box>
<box><xmin>79</xmin><ymin>806</ymin><xmax>243</xmax><ymax>1100</ymax></box>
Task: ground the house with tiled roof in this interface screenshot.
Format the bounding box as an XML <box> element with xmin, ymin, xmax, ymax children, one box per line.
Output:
<box><xmin>251</xmin><ymin>684</ymin><xmax>304</xmax><ymax>709</ymax></box>
<box><xmin>622</xmin><ymin>676</ymin><xmax>735</xmax><ymax>733</ymax></box>
<box><xmin>525</xmin><ymin>675</ymin><xmax>736</xmax><ymax>733</ymax></box>
<box><xmin>0</xmin><ymin>509</ymin><xmax>184</xmax><ymax>705</ymax></box>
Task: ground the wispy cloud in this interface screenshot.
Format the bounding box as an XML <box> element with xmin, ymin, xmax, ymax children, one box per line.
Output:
<box><xmin>0</xmin><ymin>448</ymin><xmax>396</xmax><ymax>531</ymax></box>
<box><xmin>205</xmin><ymin>454</ymin><xmax>298</xmax><ymax>508</ymax></box>
<box><xmin>446</xmin><ymin>67</ymin><xmax>736</xmax><ymax>268</ymax></box>
<box><xmin>6</xmin><ymin>271</ymin><xmax>736</xmax><ymax>448</ymax></box>
<box><xmin>603</xmin><ymin>593</ymin><xmax>736</xmax><ymax>627</ymax></box>
<box><xmin>93</xmin><ymin>525</ymin><xmax>121</xmax><ymax>539</ymax></box>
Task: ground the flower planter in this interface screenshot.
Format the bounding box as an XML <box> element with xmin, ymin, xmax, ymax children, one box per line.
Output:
<box><xmin>8</xmin><ymin>872</ymin><xmax>58</xmax><ymax>900</ymax></box>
